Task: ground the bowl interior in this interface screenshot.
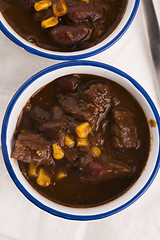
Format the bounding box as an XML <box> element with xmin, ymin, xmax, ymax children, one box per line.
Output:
<box><xmin>2</xmin><ymin>62</ymin><xmax>160</xmax><ymax>220</ymax></box>
<box><xmin>0</xmin><ymin>0</ymin><xmax>139</xmax><ymax>59</ymax></box>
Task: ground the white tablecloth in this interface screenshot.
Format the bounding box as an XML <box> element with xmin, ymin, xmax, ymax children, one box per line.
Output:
<box><xmin>0</xmin><ymin>2</ymin><xmax>160</xmax><ymax>240</ymax></box>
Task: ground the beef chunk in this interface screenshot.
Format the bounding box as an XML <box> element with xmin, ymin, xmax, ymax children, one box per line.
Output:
<box><xmin>50</xmin><ymin>24</ymin><xmax>90</xmax><ymax>45</ymax></box>
<box><xmin>11</xmin><ymin>134</ymin><xmax>53</xmax><ymax>165</ymax></box>
<box><xmin>84</xmin><ymin>83</ymin><xmax>112</xmax><ymax>113</ymax></box>
<box><xmin>57</xmin><ymin>94</ymin><xmax>89</xmax><ymax>120</ymax></box>
<box><xmin>37</xmin><ymin>106</ymin><xmax>79</xmax><ymax>143</ymax></box>
<box><xmin>50</xmin><ymin>106</ymin><xmax>65</xmax><ymax>120</ymax></box>
<box><xmin>30</xmin><ymin>106</ymin><xmax>49</xmax><ymax>124</ymax></box>
<box><xmin>79</xmin><ymin>152</ymin><xmax>93</xmax><ymax>166</ymax></box>
<box><xmin>65</xmin><ymin>117</ymin><xmax>79</xmax><ymax>134</ymax></box>
<box><xmin>57</xmin><ymin>93</ymin><xmax>98</xmax><ymax>127</ymax></box>
<box><xmin>38</xmin><ymin>119</ymin><xmax>64</xmax><ymax>133</ymax></box>
<box><xmin>57</xmin><ymin>83</ymin><xmax>112</xmax><ymax>129</ymax></box>
<box><xmin>81</xmin><ymin>159</ymin><xmax>131</xmax><ymax>182</ymax></box>
<box><xmin>112</xmin><ymin>110</ymin><xmax>137</xmax><ymax>148</ymax></box>
<box><xmin>64</xmin><ymin>148</ymin><xmax>78</xmax><ymax>162</ymax></box>
<box><xmin>37</xmin><ymin>107</ymin><xmax>67</xmax><ymax>143</ymax></box>
<box><xmin>67</xmin><ymin>4</ymin><xmax>102</xmax><ymax>23</ymax></box>
<box><xmin>38</xmin><ymin>118</ymin><xmax>67</xmax><ymax>144</ymax></box>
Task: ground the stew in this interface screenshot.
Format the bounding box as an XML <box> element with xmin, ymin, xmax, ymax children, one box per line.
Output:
<box><xmin>11</xmin><ymin>74</ymin><xmax>150</xmax><ymax>208</ymax></box>
<box><xmin>0</xmin><ymin>0</ymin><xmax>128</xmax><ymax>51</ymax></box>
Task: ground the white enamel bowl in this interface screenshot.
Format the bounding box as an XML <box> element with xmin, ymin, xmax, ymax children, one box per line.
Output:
<box><xmin>0</xmin><ymin>0</ymin><xmax>139</xmax><ymax>60</ymax></box>
<box><xmin>1</xmin><ymin>61</ymin><xmax>160</xmax><ymax>220</ymax></box>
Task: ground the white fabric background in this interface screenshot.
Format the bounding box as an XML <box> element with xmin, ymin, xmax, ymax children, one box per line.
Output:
<box><xmin>0</xmin><ymin>2</ymin><xmax>160</xmax><ymax>239</ymax></box>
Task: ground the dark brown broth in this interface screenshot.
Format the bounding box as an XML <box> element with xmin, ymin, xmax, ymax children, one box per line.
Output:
<box><xmin>0</xmin><ymin>0</ymin><xmax>128</xmax><ymax>51</ymax></box>
<box><xmin>14</xmin><ymin>74</ymin><xmax>150</xmax><ymax>208</ymax></box>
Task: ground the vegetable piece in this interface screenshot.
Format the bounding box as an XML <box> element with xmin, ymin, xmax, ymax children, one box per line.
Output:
<box><xmin>67</xmin><ymin>4</ymin><xmax>102</xmax><ymax>23</ymax></box>
<box><xmin>41</xmin><ymin>16</ymin><xmax>58</xmax><ymax>28</ymax></box>
<box><xmin>36</xmin><ymin>168</ymin><xmax>51</xmax><ymax>187</ymax></box>
<box><xmin>91</xmin><ymin>146</ymin><xmax>101</xmax><ymax>158</ymax></box>
<box><xmin>52</xmin><ymin>0</ymin><xmax>67</xmax><ymax>17</ymax></box>
<box><xmin>77</xmin><ymin>138</ymin><xmax>89</xmax><ymax>147</ymax></box>
<box><xmin>52</xmin><ymin>143</ymin><xmax>64</xmax><ymax>159</ymax></box>
<box><xmin>34</xmin><ymin>0</ymin><xmax>52</xmax><ymax>12</ymax></box>
<box><xmin>57</xmin><ymin>171</ymin><xmax>67</xmax><ymax>180</ymax></box>
<box><xmin>76</xmin><ymin>122</ymin><xmax>92</xmax><ymax>138</ymax></box>
<box><xmin>65</xmin><ymin>136</ymin><xmax>75</xmax><ymax>147</ymax></box>
<box><xmin>28</xmin><ymin>163</ymin><xmax>37</xmax><ymax>177</ymax></box>
<box><xmin>80</xmin><ymin>0</ymin><xmax>89</xmax><ymax>2</ymax></box>
<box><xmin>36</xmin><ymin>150</ymin><xmax>42</xmax><ymax>157</ymax></box>
<box><xmin>50</xmin><ymin>24</ymin><xmax>90</xmax><ymax>45</ymax></box>
<box><xmin>56</xmin><ymin>75</ymin><xmax>79</xmax><ymax>91</ymax></box>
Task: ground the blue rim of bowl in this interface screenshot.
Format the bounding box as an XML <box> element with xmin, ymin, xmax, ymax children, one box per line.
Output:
<box><xmin>0</xmin><ymin>0</ymin><xmax>140</xmax><ymax>60</ymax></box>
<box><xmin>1</xmin><ymin>60</ymin><xmax>160</xmax><ymax>220</ymax></box>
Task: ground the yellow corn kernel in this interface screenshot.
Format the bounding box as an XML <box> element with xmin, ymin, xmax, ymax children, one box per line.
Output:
<box><xmin>53</xmin><ymin>106</ymin><xmax>59</xmax><ymax>111</ymax></box>
<box><xmin>57</xmin><ymin>171</ymin><xmax>67</xmax><ymax>180</ymax></box>
<box><xmin>28</xmin><ymin>163</ymin><xmax>37</xmax><ymax>177</ymax></box>
<box><xmin>91</xmin><ymin>146</ymin><xmax>102</xmax><ymax>158</ymax></box>
<box><xmin>36</xmin><ymin>150</ymin><xmax>42</xmax><ymax>157</ymax></box>
<box><xmin>36</xmin><ymin>168</ymin><xmax>51</xmax><ymax>187</ymax></box>
<box><xmin>52</xmin><ymin>0</ymin><xmax>67</xmax><ymax>17</ymax></box>
<box><xmin>52</xmin><ymin>143</ymin><xmax>64</xmax><ymax>160</ymax></box>
<box><xmin>77</xmin><ymin>137</ymin><xmax>89</xmax><ymax>147</ymax></box>
<box><xmin>80</xmin><ymin>0</ymin><xmax>89</xmax><ymax>2</ymax></box>
<box><xmin>76</xmin><ymin>122</ymin><xmax>92</xmax><ymax>138</ymax></box>
<box><xmin>41</xmin><ymin>16</ymin><xmax>58</xmax><ymax>28</ymax></box>
<box><xmin>65</xmin><ymin>136</ymin><xmax>75</xmax><ymax>147</ymax></box>
<box><xmin>34</xmin><ymin>0</ymin><xmax>52</xmax><ymax>12</ymax></box>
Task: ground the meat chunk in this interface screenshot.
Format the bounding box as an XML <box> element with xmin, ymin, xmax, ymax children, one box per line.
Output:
<box><xmin>112</xmin><ymin>110</ymin><xmax>137</xmax><ymax>148</ymax></box>
<box><xmin>50</xmin><ymin>106</ymin><xmax>65</xmax><ymax>120</ymax></box>
<box><xmin>81</xmin><ymin>159</ymin><xmax>131</xmax><ymax>182</ymax></box>
<box><xmin>38</xmin><ymin>118</ymin><xmax>67</xmax><ymax>145</ymax></box>
<box><xmin>67</xmin><ymin>4</ymin><xmax>102</xmax><ymax>23</ymax></box>
<box><xmin>11</xmin><ymin>134</ymin><xmax>53</xmax><ymax>165</ymax></box>
<box><xmin>30</xmin><ymin>106</ymin><xmax>49</xmax><ymax>124</ymax></box>
<box><xmin>37</xmin><ymin>107</ymin><xmax>67</xmax><ymax>142</ymax></box>
<box><xmin>57</xmin><ymin>93</ymin><xmax>98</xmax><ymax>127</ymax></box>
<box><xmin>65</xmin><ymin>118</ymin><xmax>79</xmax><ymax>134</ymax></box>
<box><xmin>57</xmin><ymin>94</ymin><xmax>90</xmax><ymax>120</ymax></box>
<box><xmin>84</xmin><ymin>83</ymin><xmax>112</xmax><ymax>113</ymax></box>
<box><xmin>79</xmin><ymin>152</ymin><xmax>93</xmax><ymax>166</ymax></box>
<box><xmin>57</xmin><ymin>83</ymin><xmax>112</xmax><ymax>129</ymax></box>
<box><xmin>64</xmin><ymin>148</ymin><xmax>78</xmax><ymax>162</ymax></box>
<box><xmin>38</xmin><ymin>119</ymin><xmax>64</xmax><ymax>133</ymax></box>
<box><xmin>50</xmin><ymin>24</ymin><xmax>90</xmax><ymax>45</ymax></box>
